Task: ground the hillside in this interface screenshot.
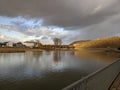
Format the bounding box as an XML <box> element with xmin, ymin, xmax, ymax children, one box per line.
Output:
<box><xmin>72</xmin><ymin>36</ymin><xmax>120</xmax><ymax>49</ymax></box>
<box><xmin>70</xmin><ymin>40</ymin><xmax>90</xmax><ymax>45</ymax></box>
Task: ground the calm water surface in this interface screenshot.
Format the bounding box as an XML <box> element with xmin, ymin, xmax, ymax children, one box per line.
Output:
<box><xmin>0</xmin><ymin>50</ymin><xmax>119</xmax><ymax>90</ymax></box>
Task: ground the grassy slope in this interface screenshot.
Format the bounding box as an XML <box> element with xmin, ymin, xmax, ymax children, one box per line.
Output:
<box><xmin>73</xmin><ymin>36</ymin><xmax>120</xmax><ymax>49</ymax></box>
<box><xmin>70</xmin><ymin>40</ymin><xmax>90</xmax><ymax>45</ymax></box>
<box><xmin>0</xmin><ymin>48</ymin><xmax>42</xmax><ymax>53</ymax></box>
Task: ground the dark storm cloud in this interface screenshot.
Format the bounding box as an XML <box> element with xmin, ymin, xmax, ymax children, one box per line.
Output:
<box><xmin>0</xmin><ymin>0</ymin><xmax>120</xmax><ymax>28</ymax></box>
<box><xmin>41</xmin><ymin>36</ymin><xmax>49</xmax><ymax>40</ymax></box>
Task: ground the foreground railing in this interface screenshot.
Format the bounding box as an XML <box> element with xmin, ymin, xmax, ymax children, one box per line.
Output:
<box><xmin>62</xmin><ymin>59</ymin><xmax>120</xmax><ymax>90</ymax></box>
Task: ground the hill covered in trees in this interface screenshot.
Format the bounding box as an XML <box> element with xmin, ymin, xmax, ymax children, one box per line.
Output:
<box><xmin>72</xmin><ymin>36</ymin><xmax>120</xmax><ymax>49</ymax></box>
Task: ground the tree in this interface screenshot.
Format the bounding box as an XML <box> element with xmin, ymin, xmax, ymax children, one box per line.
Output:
<box><xmin>53</xmin><ymin>38</ymin><xmax>62</xmax><ymax>48</ymax></box>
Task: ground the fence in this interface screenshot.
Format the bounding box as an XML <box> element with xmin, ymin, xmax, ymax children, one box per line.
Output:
<box><xmin>62</xmin><ymin>59</ymin><xmax>120</xmax><ymax>90</ymax></box>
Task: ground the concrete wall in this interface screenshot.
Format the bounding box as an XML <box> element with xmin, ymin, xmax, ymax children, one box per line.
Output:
<box><xmin>62</xmin><ymin>59</ymin><xmax>120</xmax><ymax>90</ymax></box>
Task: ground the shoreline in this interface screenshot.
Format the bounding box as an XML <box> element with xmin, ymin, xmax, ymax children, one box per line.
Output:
<box><xmin>75</xmin><ymin>48</ymin><xmax>120</xmax><ymax>52</ymax></box>
<box><xmin>0</xmin><ymin>48</ymin><xmax>42</xmax><ymax>53</ymax></box>
<box><xmin>0</xmin><ymin>47</ymin><xmax>120</xmax><ymax>53</ymax></box>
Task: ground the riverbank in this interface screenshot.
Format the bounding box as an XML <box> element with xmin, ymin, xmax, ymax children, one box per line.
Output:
<box><xmin>76</xmin><ymin>48</ymin><xmax>120</xmax><ymax>53</ymax></box>
<box><xmin>0</xmin><ymin>48</ymin><xmax>42</xmax><ymax>53</ymax></box>
<box><xmin>1</xmin><ymin>47</ymin><xmax>120</xmax><ymax>53</ymax></box>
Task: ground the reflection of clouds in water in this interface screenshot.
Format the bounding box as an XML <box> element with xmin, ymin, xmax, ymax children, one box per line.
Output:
<box><xmin>24</xmin><ymin>51</ymin><xmax>71</xmax><ymax>71</ymax></box>
<box><xmin>0</xmin><ymin>53</ymin><xmax>25</xmax><ymax>68</ymax></box>
<box><xmin>0</xmin><ymin>51</ymin><xmax>112</xmax><ymax>80</ymax></box>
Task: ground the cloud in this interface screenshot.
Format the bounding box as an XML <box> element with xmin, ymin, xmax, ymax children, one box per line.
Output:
<box><xmin>0</xmin><ymin>16</ymin><xmax>69</xmax><ymax>38</ymax></box>
<box><xmin>0</xmin><ymin>24</ymin><xmax>17</xmax><ymax>31</ymax></box>
<box><xmin>0</xmin><ymin>0</ymin><xmax>120</xmax><ymax>28</ymax></box>
<box><xmin>0</xmin><ymin>33</ymin><xmax>18</xmax><ymax>42</ymax></box>
<box><xmin>0</xmin><ymin>0</ymin><xmax>120</xmax><ymax>44</ymax></box>
<box><xmin>73</xmin><ymin>12</ymin><xmax>120</xmax><ymax>40</ymax></box>
<box><xmin>92</xmin><ymin>4</ymin><xmax>103</xmax><ymax>14</ymax></box>
<box><xmin>0</xmin><ymin>16</ymin><xmax>71</xmax><ymax>44</ymax></box>
<box><xmin>41</xmin><ymin>36</ymin><xmax>49</xmax><ymax>40</ymax></box>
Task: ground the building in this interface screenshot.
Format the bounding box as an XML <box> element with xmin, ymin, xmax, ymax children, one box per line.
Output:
<box><xmin>0</xmin><ymin>42</ymin><xmax>13</xmax><ymax>47</ymax></box>
<box><xmin>5</xmin><ymin>42</ymin><xmax>13</xmax><ymax>47</ymax></box>
<box><xmin>13</xmin><ymin>42</ymin><xmax>26</xmax><ymax>48</ymax></box>
<box><xmin>23</xmin><ymin>41</ymin><xmax>40</xmax><ymax>48</ymax></box>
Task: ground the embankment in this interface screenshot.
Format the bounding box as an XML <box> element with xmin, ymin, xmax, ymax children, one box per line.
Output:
<box><xmin>0</xmin><ymin>48</ymin><xmax>42</xmax><ymax>53</ymax></box>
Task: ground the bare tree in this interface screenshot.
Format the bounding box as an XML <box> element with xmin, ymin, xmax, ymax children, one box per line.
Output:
<box><xmin>53</xmin><ymin>38</ymin><xmax>62</xmax><ymax>48</ymax></box>
<box><xmin>59</xmin><ymin>39</ymin><xmax>62</xmax><ymax>46</ymax></box>
<box><xmin>53</xmin><ymin>38</ymin><xmax>58</xmax><ymax>46</ymax></box>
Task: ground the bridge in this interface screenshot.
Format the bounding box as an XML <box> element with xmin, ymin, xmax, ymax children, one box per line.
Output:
<box><xmin>62</xmin><ymin>59</ymin><xmax>120</xmax><ymax>90</ymax></box>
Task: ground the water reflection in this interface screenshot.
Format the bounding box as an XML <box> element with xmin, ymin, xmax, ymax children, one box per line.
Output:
<box><xmin>74</xmin><ymin>50</ymin><xmax>120</xmax><ymax>63</ymax></box>
<box><xmin>53</xmin><ymin>50</ymin><xmax>61</xmax><ymax>63</ymax></box>
<box><xmin>0</xmin><ymin>50</ymin><xmax>119</xmax><ymax>90</ymax></box>
<box><xmin>25</xmin><ymin>51</ymin><xmax>42</xmax><ymax>61</ymax></box>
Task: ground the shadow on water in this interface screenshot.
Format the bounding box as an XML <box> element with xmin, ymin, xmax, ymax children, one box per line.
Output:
<box><xmin>0</xmin><ymin>50</ymin><xmax>120</xmax><ymax>90</ymax></box>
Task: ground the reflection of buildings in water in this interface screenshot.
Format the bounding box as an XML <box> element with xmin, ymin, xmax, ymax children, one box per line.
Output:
<box><xmin>33</xmin><ymin>51</ymin><xmax>42</xmax><ymax>61</ymax></box>
<box><xmin>24</xmin><ymin>51</ymin><xmax>63</xmax><ymax>71</ymax></box>
<box><xmin>53</xmin><ymin>50</ymin><xmax>61</xmax><ymax>63</ymax></box>
<box><xmin>25</xmin><ymin>51</ymin><xmax>34</xmax><ymax>60</ymax></box>
<box><xmin>69</xmin><ymin>51</ymin><xmax>74</xmax><ymax>56</ymax></box>
<box><xmin>74</xmin><ymin>50</ymin><xmax>120</xmax><ymax>63</ymax></box>
<box><xmin>0</xmin><ymin>53</ymin><xmax>25</xmax><ymax>68</ymax></box>
<box><xmin>25</xmin><ymin>51</ymin><xmax>42</xmax><ymax>61</ymax></box>
<box><xmin>45</xmin><ymin>50</ymin><xmax>51</xmax><ymax>55</ymax></box>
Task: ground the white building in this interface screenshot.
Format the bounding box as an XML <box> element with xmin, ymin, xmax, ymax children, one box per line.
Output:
<box><xmin>6</xmin><ymin>42</ymin><xmax>13</xmax><ymax>47</ymax></box>
<box><xmin>23</xmin><ymin>41</ymin><xmax>38</xmax><ymax>48</ymax></box>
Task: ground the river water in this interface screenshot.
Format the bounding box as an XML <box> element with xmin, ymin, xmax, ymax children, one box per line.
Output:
<box><xmin>0</xmin><ymin>50</ymin><xmax>119</xmax><ymax>90</ymax></box>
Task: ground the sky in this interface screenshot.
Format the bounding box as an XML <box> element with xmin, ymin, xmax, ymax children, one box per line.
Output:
<box><xmin>0</xmin><ymin>0</ymin><xmax>120</xmax><ymax>44</ymax></box>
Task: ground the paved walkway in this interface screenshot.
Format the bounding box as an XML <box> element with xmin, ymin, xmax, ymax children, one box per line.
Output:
<box><xmin>109</xmin><ymin>73</ymin><xmax>120</xmax><ymax>90</ymax></box>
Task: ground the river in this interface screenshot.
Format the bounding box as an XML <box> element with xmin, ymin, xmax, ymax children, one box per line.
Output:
<box><xmin>0</xmin><ymin>50</ymin><xmax>119</xmax><ymax>90</ymax></box>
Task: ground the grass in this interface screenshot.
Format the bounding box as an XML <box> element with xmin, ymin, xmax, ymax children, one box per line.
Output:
<box><xmin>73</xmin><ymin>36</ymin><xmax>120</xmax><ymax>49</ymax></box>
<box><xmin>0</xmin><ymin>47</ymin><xmax>42</xmax><ymax>53</ymax></box>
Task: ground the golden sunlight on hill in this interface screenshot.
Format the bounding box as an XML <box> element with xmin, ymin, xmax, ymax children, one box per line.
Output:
<box><xmin>72</xmin><ymin>36</ymin><xmax>120</xmax><ymax>49</ymax></box>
